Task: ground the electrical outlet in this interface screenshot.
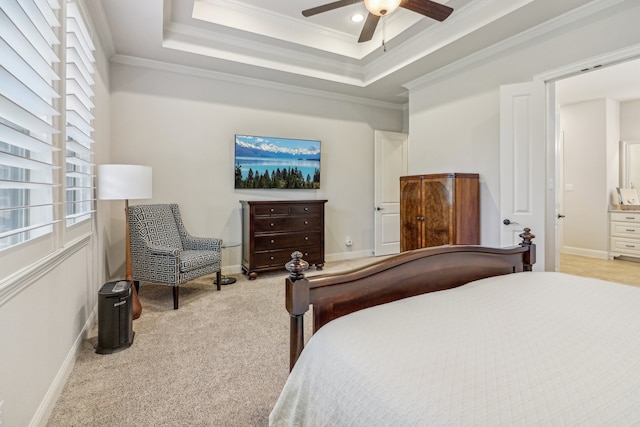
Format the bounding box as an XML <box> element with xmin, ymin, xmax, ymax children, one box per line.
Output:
<box><xmin>345</xmin><ymin>237</ymin><xmax>353</xmax><ymax>246</ymax></box>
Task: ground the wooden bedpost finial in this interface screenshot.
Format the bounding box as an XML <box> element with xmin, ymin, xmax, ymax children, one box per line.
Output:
<box><xmin>285</xmin><ymin>251</ymin><xmax>309</xmax><ymax>282</ymax></box>
<box><xmin>519</xmin><ymin>228</ymin><xmax>536</xmax><ymax>271</ymax></box>
<box><xmin>519</xmin><ymin>227</ymin><xmax>535</xmax><ymax>246</ymax></box>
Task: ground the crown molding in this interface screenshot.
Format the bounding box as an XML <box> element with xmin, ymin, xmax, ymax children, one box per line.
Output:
<box><xmin>364</xmin><ymin>0</ymin><xmax>534</xmax><ymax>85</ymax></box>
<box><xmin>190</xmin><ymin>0</ymin><xmax>420</xmax><ymax>59</ymax></box>
<box><xmin>178</xmin><ymin>0</ymin><xmax>542</xmax><ymax>88</ymax></box>
<box><xmin>164</xmin><ymin>22</ymin><xmax>365</xmax><ymax>86</ymax></box>
<box><xmin>111</xmin><ymin>55</ymin><xmax>404</xmax><ymax>110</ymax></box>
<box><xmin>403</xmin><ymin>0</ymin><xmax>627</xmax><ymax>91</ymax></box>
<box><xmin>82</xmin><ymin>0</ymin><xmax>115</xmax><ymax>58</ymax></box>
<box><xmin>192</xmin><ymin>0</ymin><xmax>369</xmax><ymax>58</ymax></box>
<box><xmin>534</xmin><ymin>43</ymin><xmax>640</xmax><ymax>83</ymax></box>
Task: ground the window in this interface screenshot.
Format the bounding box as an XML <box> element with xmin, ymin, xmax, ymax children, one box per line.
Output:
<box><xmin>65</xmin><ymin>1</ymin><xmax>95</xmax><ymax>227</ymax></box>
<box><xmin>0</xmin><ymin>0</ymin><xmax>60</xmax><ymax>251</ymax></box>
<box><xmin>1</xmin><ymin>0</ymin><xmax>97</xmax><ymax>280</ymax></box>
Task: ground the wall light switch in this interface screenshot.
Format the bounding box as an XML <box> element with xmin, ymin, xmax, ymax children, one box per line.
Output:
<box><xmin>565</xmin><ymin>184</ymin><xmax>574</xmax><ymax>191</ymax></box>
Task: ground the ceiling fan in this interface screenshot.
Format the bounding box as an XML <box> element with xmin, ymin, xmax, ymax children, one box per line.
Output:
<box><xmin>302</xmin><ymin>0</ymin><xmax>454</xmax><ymax>43</ymax></box>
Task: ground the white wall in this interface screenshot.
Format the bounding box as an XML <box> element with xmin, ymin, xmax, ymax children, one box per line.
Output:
<box><xmin>620</xmin><ymin>100</ymin><xmax>640</xmax><ymax>190</ymax></box>
<box><xmin>621</xmin><ymin>99</ymin><xmax>640</xmax><ymax>140</ymax></box>
<box><xmin>560</xmin><ymin>99</ymin><xmax>618</xmax><ymax>258</ymax></box>
<box><xmin>108</xmin><ymin>63</ymin><xmax>404</xmax><ymax>271</ymax></box>
<box><xmin>407</xmin><ymin>2</ymin><xmax>640</xmax><ymax>251</ymax></box>
<box><xmin>607</xmin><ymin>99</ymin><xmax>621</xmax><ymax>206</ymax></box>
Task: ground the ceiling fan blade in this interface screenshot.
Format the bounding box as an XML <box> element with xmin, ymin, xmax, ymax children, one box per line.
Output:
<box><xmin>358</xmin><ymin>13</ymin><xmax>380</xmax><ymax>43</ymax></box>
<box><xmin>400</xmin><ymin>0</ymin><xmax>453</xmax><ymax>21</ymax></box>
<box><xmin>302</xmin><ymin>0</ymin><xmax>363</xmax><ymax>17</ymax></box>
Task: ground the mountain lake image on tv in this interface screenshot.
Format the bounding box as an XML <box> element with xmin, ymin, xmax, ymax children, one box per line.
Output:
<box><xmin>234</xmin><ymin>135</ymin><xmax>321</xmax><ymax>189</ymax></box>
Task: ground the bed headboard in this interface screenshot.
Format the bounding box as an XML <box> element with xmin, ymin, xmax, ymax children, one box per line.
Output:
<box><xmin>284</xmin><ymin>228</ymin><xmax>536</xmax><ymax>370</ymax></box>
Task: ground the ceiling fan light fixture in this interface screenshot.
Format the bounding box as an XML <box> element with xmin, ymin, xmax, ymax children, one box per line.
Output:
<box><xmin>364</xmin><ymin>0</ymin><xmax>402</xmax><ymax>16</ymax></box>
<box><xmin>351</xmin><ymin>13</ymin><xmax>365</xmax><ymax>23</ymax></box>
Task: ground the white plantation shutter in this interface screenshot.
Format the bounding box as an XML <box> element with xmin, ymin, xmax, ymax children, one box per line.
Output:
<box><xmin>0</xmin><ymin>0</ymin><xmax>61</xmax><ymax>250</ymax></box>
<box><xmin>65</xmin><ymin>1</ymin><xmax>94</xmax><ymax>226</ymax></box>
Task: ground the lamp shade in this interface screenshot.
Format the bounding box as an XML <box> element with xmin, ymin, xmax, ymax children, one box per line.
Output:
<box><xmin>98</xmin><ymin>164</ymin><xmax>153</xmax><ymax>200</ymax></box>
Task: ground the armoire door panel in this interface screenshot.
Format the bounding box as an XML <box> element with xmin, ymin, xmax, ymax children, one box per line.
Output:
<box><xmin>423</xmin><ymin>178</ymin><xmax>453</xmax><ymax>246</ymax></box>
<box><xmin>400</xmin><ymin>179</ymin><xmax>422</xmax><ymax>251</ymax></box>
<box><xmin>400</xmin><ymin>173</ymin><xmax>479</xmax><ymax>251</ymax></box>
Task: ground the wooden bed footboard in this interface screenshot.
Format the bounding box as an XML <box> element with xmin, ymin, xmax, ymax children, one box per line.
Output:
<box><xmin>284</xmin><ymin>228</ymin><xmax>536</xmax><ymax>371</ymax></box>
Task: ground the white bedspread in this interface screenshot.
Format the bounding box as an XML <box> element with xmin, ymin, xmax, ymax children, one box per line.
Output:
<box><xmin>269</xmin><ymin>272</ymin><xmax>640</xmax><ymax>426</ymax></box>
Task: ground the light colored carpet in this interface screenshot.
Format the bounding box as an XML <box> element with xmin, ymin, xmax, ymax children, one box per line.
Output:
<box><xmin>47</xmin><ymin>257</ymin><xmax>375</xmax><ymax>427</ymax></box>
<box><xmin>47</xmin><ymin>253</ymin><xmax>640</xmax><ymax>426</ymax></box>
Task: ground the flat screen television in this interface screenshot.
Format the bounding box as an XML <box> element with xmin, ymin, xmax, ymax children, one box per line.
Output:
<box><xmin>234</xmin><ymin>134</ymin><xmax>321</xmax><ymax>189</ymax></box>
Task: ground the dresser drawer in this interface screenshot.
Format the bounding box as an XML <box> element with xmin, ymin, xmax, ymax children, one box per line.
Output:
<box><xmin>254</xmin><ymin>216</ymin><xmax>321</xmax><ymax>233</ymax></box>
<box><xmin>290</xmin><ymin>204</ymin><xmax>323</xmax><ymax>215</ymax></box>
<box><xmin>253</xmin><ymin>247</ymin><xmax>322</xmax><ymax>269</ymax></box>
<box><xmin>610</xmin><ymin>212</ymin><xmax>640</xmax><ymax>223</ymax></box>
<box><xmin>254</xmin><ymin>231</ymin><xmax>321</xmax><ymax>251</ymax></box>
<box><xmin>253</xmin><ymin>204</ymin><xmax>290</xmax><ymax>216</ymax></box>
<box><xmin>610</xmin><ymin>237</ymin><xmax>640</xmax><ymax>256</ymax></box>
<box><xmin>610</xmin><ymin>222</ymin><xmax>640</xmax><ymax>238</ymax></box>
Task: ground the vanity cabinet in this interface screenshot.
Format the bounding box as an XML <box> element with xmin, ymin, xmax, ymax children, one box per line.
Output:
<box><xmin>240</xmin><ymin>200</ymin><xmax>327</xmax><ymax>279</ymax></box>
<box><xmin>609</xmin><ymin>210</ymin><xmax>640</xmax><ymax>259</ymax></box>
<box><xmin>400</xmin><ymin>173</ymin><xmax>479</xmax><ymax>252</ymax></box>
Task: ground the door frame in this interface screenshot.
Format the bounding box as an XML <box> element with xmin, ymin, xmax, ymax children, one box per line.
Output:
<box><xmin>536</xmin><ymin>44</ymin><xmax>640</xmax><ymax>270</ymax></box>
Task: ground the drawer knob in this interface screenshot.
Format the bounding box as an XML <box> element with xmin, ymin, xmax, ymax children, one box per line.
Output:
<box><xmin>304</xmin><ymin>221</ymin><xmax>308</xmax><ymax>225</ymax></box>
<box><xmin>270</xmin><ymin>239</ymin><xmax>275</xmax><ymax>243</ymax></box>
<box><xmin>270</xmin><ymin>256</ymin><xmax>275</xmax><ymax>260</ymax></box>
<box><xmin>270</xmin><ymin>223</ymin><xmax>274</xmax><ymax>227</ymax></box>
<box><xmin>270</xmin><ymin>208</ymin><xmax>274</xmax><ymax>212</ymax></box>
<box><xmin>304</xmin><ymin>207</ymin><xmax>309</xmax><ymax>211</ymax></box>
<box><xmin>305</xmin><ymin>236</ymin><xmax>309</xmax><ymax>241</ymax></box>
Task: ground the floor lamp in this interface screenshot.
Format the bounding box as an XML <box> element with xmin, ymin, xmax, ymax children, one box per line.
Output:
<box><xmin>98</xmin><ymin>164</ymin><xmax>153</xmax><ymax>320</ymax></box>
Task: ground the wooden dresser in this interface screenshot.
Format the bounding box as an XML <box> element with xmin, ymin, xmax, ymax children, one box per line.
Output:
<box><xmin>609</xmin><ymin>209</ymin><xmax>640</xmax><ymax>260</ymax></box>
<box><xmin>240</xmin><ymin>200</ymin><xmax>327</xmax><ymax>279</ymax></box>
<box><xmin>400</xmin><ymin>173</ymin><xmax>479</xmax><ymax>252</ymax></box>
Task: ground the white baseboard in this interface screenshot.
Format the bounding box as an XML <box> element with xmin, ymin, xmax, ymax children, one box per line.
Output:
<box><xmin>223</xmin><ymin>250</ymin><xmax>377</xmax><ymax>276</ymax></box>
<box><xmin>560</xmin><ymin>246</ymin><xmax>609</xmax><ymax>259</ymax></box>
<box><xmin>326</xmin><ymin>249</ymin><xmax>374</xmax><ymax>262</ymax></box>
<box><xmin>32</xmin><ymin>305</ymin><xmax>97</xmax><ymax>427</ymax></box>
<box><xmin>222</xmin><ymin>264</ymin><xmax>243</xmax><ymax>275</ymax></box>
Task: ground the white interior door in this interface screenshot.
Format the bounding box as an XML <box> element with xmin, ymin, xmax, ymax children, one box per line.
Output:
<box><xmin>374</xmin><ymin>130</ymin><xmax>408</xmax><ymax>256</ymax></box>
<box><xmin>500</xmin><ymin>81</ymin><xmax>546</xmax><ymax>270</ymax></box>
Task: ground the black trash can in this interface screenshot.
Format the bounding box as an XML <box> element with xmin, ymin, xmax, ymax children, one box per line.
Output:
<box><xmin>96</xmin><ymin>280</ymin><xmax>135</xmax><ymax>354</ymax></box>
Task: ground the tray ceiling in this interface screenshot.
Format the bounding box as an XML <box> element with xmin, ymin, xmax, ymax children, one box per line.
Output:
<box><xmin>97</xmin><ymin>0</ymin><xmax>618</xmax><ymax>104</ymax></box>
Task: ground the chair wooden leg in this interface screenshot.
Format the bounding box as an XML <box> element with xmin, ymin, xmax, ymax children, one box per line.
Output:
<box><xmin>216</xmin><ymin>271</ymin><xmax>222</xmax><ymax>291</ymax></box>
<box><xmin>173</xmin><ymin>286</ymin><xmax>179</xmax><ymax>309</ymax></box>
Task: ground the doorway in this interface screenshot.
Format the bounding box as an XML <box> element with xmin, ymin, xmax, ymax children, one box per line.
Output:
<box><xmin>545</xmin><ymin>55</ymin><xmax>640</xmax><ymax>272</ymax></box>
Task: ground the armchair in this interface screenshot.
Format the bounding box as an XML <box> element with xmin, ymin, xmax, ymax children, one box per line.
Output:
<box><xmin>127</xmin><ymin>204</ymin><xmax>222</xmax><ymax>309</ymax></box>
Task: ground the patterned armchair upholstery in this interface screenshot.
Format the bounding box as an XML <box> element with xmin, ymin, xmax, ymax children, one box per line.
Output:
<box><xmin>127</xmin><ymin>204</ymin><xmax>222</xmax><ymax>309</ymax></box>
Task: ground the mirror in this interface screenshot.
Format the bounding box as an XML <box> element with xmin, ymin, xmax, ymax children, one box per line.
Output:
<box><xmin>620</xmin><ymin>140</ymin><xmax>640</xmax><ymax>188</ymax></box>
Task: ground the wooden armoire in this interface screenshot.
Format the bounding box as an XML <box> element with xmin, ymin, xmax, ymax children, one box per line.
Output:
<box><xmin>400</xmin><ymin>173</ymin><xmax>479</xmax><ymax>252</ymax></box>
